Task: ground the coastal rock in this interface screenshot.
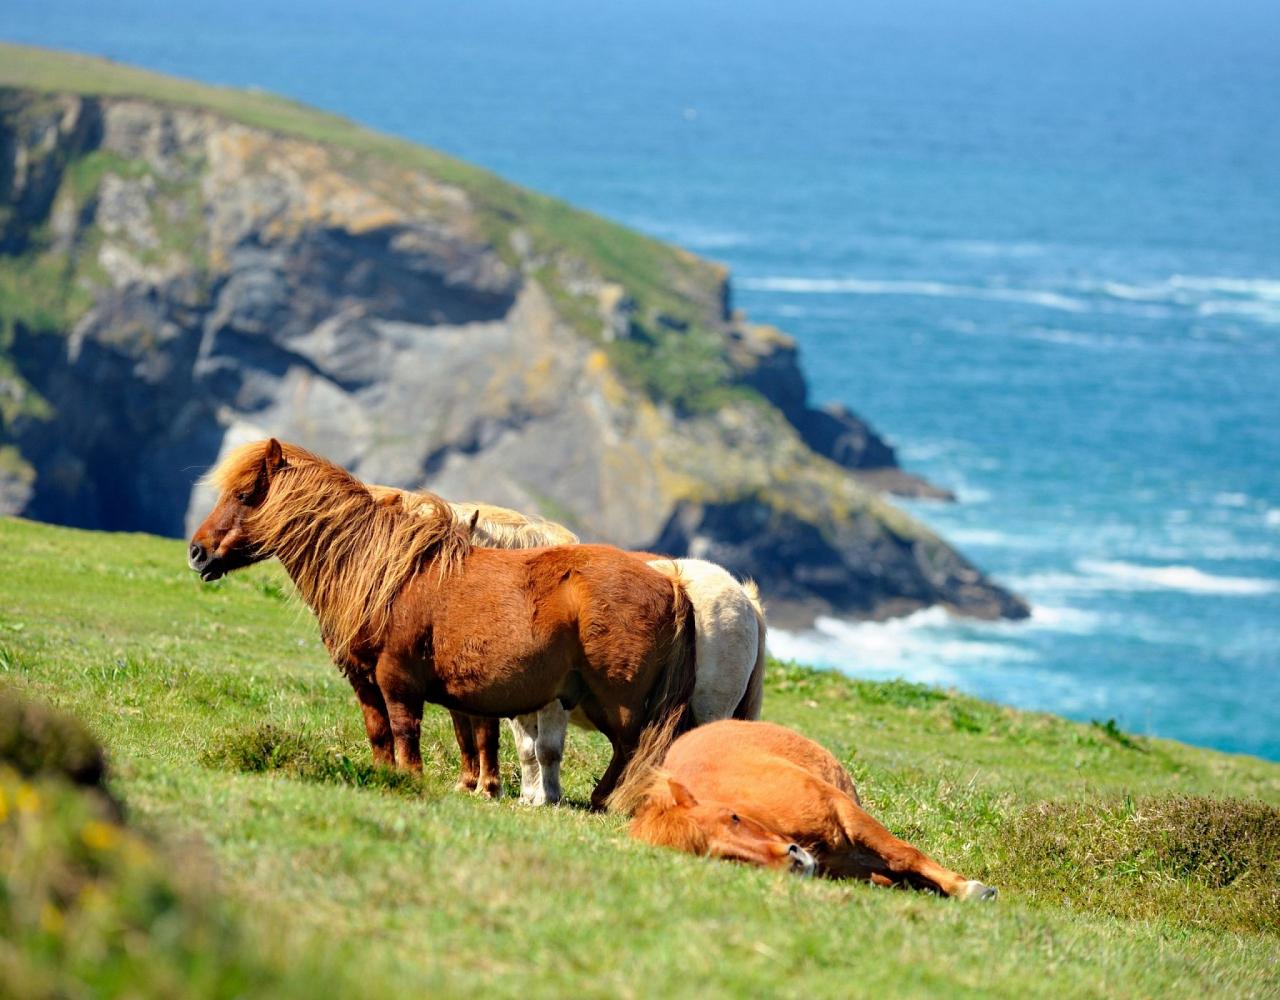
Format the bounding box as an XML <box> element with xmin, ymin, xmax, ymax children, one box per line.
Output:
<box><xmin>0</xmin><ymin>68</ymin><xmax>1026</xmax><ymax>625</ymax></box>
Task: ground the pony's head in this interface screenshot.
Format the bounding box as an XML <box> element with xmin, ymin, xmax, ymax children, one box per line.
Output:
<box><xmin>631</xmin><ymin>774</ymin><xmax>816</xmax><ymax>876</ymax></box>
<box><xmin>188</xmin><ymin>437</ymin><xmax>292</xmax><ymax>580</ymax></box>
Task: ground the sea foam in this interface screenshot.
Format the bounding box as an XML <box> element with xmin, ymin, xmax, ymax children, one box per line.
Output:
<box><xmin>738</xmin><ymin>277</ymin><xmax>1090</xmax><ymax>313</ymax></box>
<box><xmin>1077</xmin><ymin>560</ymin><xmax>1279</xmax><ymax>596</ymax></box>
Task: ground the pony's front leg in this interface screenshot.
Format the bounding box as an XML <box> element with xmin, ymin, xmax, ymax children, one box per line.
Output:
<box><xmin>473</xmin><ymin>715</ymin><xmax>502</xmax><ymax>799</ymax></box>
<box><xmin>377</xmin><ymin>657</ymin><xmax>425</xmax><ymax>773</ymax></box>
<box><xmin>451</xmin><ymin>710</ymin><xmax>481</xmax><ymax>792</ymax></box>
<box><xmin>534</xmin><ymin>701</ymin><xmax>569</xmax><ymax>805</ymax></box>
<box><xmin>346</xmin><ymin>671</ymin><xmax>394</xmax><ymax>767</ymax></box>
<box><xmin>507</xmin><ymin>714</ymin><xmax>543</xmax><ymax>804</ymax></box>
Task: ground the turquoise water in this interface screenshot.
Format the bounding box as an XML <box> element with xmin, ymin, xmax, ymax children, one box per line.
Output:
<box><xmin>6</xmin><ymin>1</ymin><xmax>1279</xmax><ymax>758</ymax></box>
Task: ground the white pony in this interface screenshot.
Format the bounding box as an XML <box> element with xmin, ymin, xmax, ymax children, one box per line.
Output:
<box><xmin>368</xmin><ymin>486</ymin><xmax>767</xmax><ymax>805</ymax></box>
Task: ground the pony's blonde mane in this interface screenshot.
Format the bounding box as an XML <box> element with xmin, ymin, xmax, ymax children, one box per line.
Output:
<box><xmin>209</xmin><ymin>442</ymin><xmax>470</xmax><ymax>660</ymax></box>
<box><xmin>629</xmin><ymin>770</ymin><xmax>709</xmax><ymax>855</ymax></box>
<box><xmin>367</xmin><ymin>485</ymin><xmax>580</xmax><ymax>548</ymax></box>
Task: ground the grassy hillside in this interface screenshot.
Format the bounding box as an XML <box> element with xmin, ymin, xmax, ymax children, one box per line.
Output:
<box><xmin>1</xmin><ymin>515</ymin><xmax>1278</xmax><ymax>997</ymax></box>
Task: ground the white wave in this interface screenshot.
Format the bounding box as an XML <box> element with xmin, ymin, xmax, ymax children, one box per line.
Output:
<box><xmin>1023</xmin><ymin>326</ymin><xmax>1159</xmax><ymax>349</ymax></box>
<box><xmin>738</xmin><ymin>276</ymin><xmax>1090</xmax><ymax>313</ymax></box>
<box><xmin>1096</xmin><ymin>281</ymin><xmax>1171</xmax><ymax>302</ymax></box>
<box><xmin>946</xmin><ymin>528</ymin><xmax>1015</xmax><ymax>547</ymax></box>
<box><xmin>1027</xmin><ymin>604</ymin><xmax>1103</xmax><ymax>634</ymax></box>
<box><xmin>768</xmin><ymin>606</ymin><xmax>1033</xmax><ymax>684</ymax></box>
<box><xmin>1196</xmin><ymin>299</ymin><xmax>1280</xmax><ymax>324</ymax></box>
<box><xmin>1078</xmin><ymin>560</ymin><xmax>1279</xmax><ymax>596</ymax></box>
<box><xmin>1076</xmin><ymin>275</ymin><xmax>1280</xmax><ymax>323</ymax></box>
<box><xmin>1213</xmin><ymin>492</ymin><xmax>1251</xmax><ymax>508</ymax></box>
<box><xmin>944</xmin><ymin>239</ymin><xmax>1048</xmax><ymax>259</ymax></box>
<box><xmin>1026</xmin><ymin>327</ymin><xmax>1110</xmax><ymax>349</ymax></box>
<box><xmin>1170</xmin><ymin>275</ymin><xmax>1280</xmax><ymax>300</ymax></box>
<box><xmin>1267</xmin><ymin>510</ymin><xmax>1280</xmax><ymax>529</ymax></box>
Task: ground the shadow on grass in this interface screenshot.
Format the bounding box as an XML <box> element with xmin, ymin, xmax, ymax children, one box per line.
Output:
<box><xmin>991</xmin><ymin>794</ymin><xmax>1280</xmax><ymax>934</ymax></box>
<box><xmin>201</xmin><ymin>723</ymin><xmax>442</xmax><ymax>799</ymax></box>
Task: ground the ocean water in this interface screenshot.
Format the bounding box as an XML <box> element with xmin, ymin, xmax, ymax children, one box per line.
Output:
<box><xmin>6</xmin><ymin>0</ymin><xmax>1279</xmax><ymax>758</ymax></box>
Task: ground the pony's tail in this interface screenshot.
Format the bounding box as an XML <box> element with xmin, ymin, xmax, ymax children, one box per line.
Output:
<box><xmin>732</xmin><ymin>579</ymin><xmax>767</xmax><ymax>721</ymax></box>
<box><xmin>606</xmin><ymin>578</ymin><xmax>698</xmax><ymax>815</ymax></box>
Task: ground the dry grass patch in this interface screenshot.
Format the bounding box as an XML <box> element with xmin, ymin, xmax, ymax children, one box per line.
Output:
<box><xmin>994</xmin><ymin>795</ymin><xmax>1280</xmax><ymax>934</ymax></box>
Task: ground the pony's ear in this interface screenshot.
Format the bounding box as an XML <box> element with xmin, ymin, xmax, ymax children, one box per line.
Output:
<box><xmin>468</xmin><ymin>509</ymin><xmax>481</xmax><ymax>534</ymax></box>
<box><xmin>374</xmin><ymin>491</ymin><xmax>402</xmax><ymax>509</ymax></box>
<box><xmin>666</xmin><ymin>777</ymin><xmax>699</xmax><ymax>810</ymax></box>
<box><xmin>264</xmin><ymin>438</ymin><xmax>287</xmax><ymax>472</ymax></box>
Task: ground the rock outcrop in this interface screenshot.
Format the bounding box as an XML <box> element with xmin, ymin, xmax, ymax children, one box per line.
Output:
<box><xmin>0</xmin><ymin>47</ymin><xmax>1027</xmax><ymax>625</ymax></box>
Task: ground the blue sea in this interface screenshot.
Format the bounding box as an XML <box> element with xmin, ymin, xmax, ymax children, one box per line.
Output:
<box><xmin>6</xmin><ymin>0</ymin><xmax>1279</xmax><ymax>758</ymax></box>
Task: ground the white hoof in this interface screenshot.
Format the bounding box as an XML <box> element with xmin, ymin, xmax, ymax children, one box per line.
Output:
<box><xmin>958</xmin><ymin>880</ymin><xmax>998</xmax><ymax>902</ymax></box>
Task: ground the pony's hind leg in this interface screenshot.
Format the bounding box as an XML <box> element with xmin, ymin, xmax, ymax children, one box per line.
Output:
<box><xmin>533</xmin><ymin>701</ymin><xmax>569</xmax><ymax>805</ymax></box>
<box><xmin>348</xmin><ymin>671</ymin><xmax>394</xmax><ymax>768</ymax></box>
<box><xmin>451</xmin><ymin>710</ymin><xmax>481</xmax><ymax>792</ymax></box>
<box><xmin>577</xmin><ymin>696</ymin><xmax>640</xmax><ymax>812</ymax></box>
<box><xmin>828</xmin><ymin>796</ymin><xmax>996</xmax><ymax>900</ymax></box>
<box><xmin>507</xmin><ymin>714</ymin><xmax>543</xmax><ymax>804</ymax></box>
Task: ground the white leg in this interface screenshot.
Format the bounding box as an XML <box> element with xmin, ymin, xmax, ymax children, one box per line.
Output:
<box><xmin>535</xmin><ymin>701</ymin><xmax>570</xmax><ymax>805</ymax></box>
<box><xmin>507</xmin><ymin>714</ymin><xmax>543</xmax><ymax>805</ymax></box>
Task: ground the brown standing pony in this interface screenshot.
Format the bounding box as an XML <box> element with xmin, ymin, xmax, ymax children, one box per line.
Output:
<box><xmin>619</xmin><ymin>720</ymin><xmax>997</xmax><ymax>899</ymax></box>
<box><xmin>188</xmin><ymin>439</ymin><xmax>697</xmax><ymax>809</ymax></box>
<box><xmin>368</xmin><ymin>488</ymin><xmax>766</xmax><ymax>804</ymax></box>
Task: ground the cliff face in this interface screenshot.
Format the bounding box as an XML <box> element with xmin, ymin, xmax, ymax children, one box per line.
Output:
<box><xmin>0</xmin><ymin>47</ymin><xmax>1026</xmax><ymax>626</ymax></box>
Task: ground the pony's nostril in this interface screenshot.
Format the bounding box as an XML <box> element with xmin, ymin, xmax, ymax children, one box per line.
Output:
<box><xmin>788</xmin><ymin>844</ymin><xmax>802</xmax><ymax>857</ymax></box>
<box><xmin>188</xmin><ymin>542</ymin><xmax>207</xmax><ymax>567</ymax></box>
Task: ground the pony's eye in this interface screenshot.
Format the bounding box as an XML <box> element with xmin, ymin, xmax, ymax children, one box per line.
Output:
<box><xmin>236</xmin><ymin>492</ymin><xmax>251</xmax><ymax>503</ymax></box>
<box><xmin>731</xmin><ymin>814</ymin><xmax>740</xmax><ymax>825</ymax></box>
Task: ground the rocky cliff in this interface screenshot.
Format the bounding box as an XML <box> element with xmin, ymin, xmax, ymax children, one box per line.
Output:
<box><xmin>0</xmin><ymin>45</ymin><xmax>1026</xmax><ymax>626</ymax></box>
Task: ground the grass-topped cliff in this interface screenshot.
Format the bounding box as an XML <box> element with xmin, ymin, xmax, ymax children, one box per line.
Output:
<box><xmin>0</xmin><ymin>43</ymin><xmax>1020</xmax><ymax>627</ymax></box>
<box><xmin>0</xmin><ymin>43</ymin><xmax>733</xmax><ymax>411</ymax></box>
<box><xmin>1</xmin><ymin>516</ymin><xmax>1277</xmax><ymax>997</ymax></box>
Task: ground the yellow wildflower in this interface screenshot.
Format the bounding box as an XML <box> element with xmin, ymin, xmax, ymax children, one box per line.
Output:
<box><xmin>15</xmin><ymin>783</ymin><xmax>39</xmax><ymax>815</ymax></box>
<box><xmin>81</xmin><ymin>820</ymin><xmax>121</xmax><ymax>852</ymax></box>
<box><xmin>40</xmin><ymin>902</ymin><xmax>64</xmax><ymax>935</ymax></box>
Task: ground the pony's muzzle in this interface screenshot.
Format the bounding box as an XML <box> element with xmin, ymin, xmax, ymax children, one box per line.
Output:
<box><xmin>188</xmin><ymin>542</ymin><xmax>209</xmax><ymax>570</ymax></box>
<box><xmin>788</xmin><ymin>844</ymin><xmax>817</xmax><ymax>877</ymax></box>
<box><xmin>188</xmin><ymin>542</ymin><xmax>223</xmax><ymax>580</ymax></box>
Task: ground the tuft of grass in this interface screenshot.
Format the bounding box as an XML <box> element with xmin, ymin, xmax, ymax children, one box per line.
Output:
<box><xmin>993</xmin><ymin>795</ymin><xmax>1280</xmax><ymax>934</ymax></box>
<box><xmin>0</xmin><ymin>763</ymin><xmax>349</xmax><ymax>998</ymax></box>
<box><xmin>0</xmin><ymin>687</ymin><xmax>106</xmax><ymax>790</ymax></box>
<box><xmin>1091</xmin><ymin>717</ymin><xmax>1148</xmax><ymax>752</ymax></box>
<box><xmin>202</xmin><ymin>723</ymin><xmax>435</xmax><ymax>798</ymax></box>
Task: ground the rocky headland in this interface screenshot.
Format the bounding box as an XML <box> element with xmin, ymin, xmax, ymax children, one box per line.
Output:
<box><xmin>0</xmin><ymin>45</ymin><xmax>1026</xmax><ymax>626</ymax></box>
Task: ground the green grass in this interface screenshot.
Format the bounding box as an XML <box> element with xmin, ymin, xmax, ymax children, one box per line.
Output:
<box><xmin>1</xmin><ymin>514</ymin><xmax>1278</xmax><ymax>998</ymax></box>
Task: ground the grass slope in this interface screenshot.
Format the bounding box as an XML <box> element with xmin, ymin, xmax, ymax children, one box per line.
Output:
<box><xmin>1</xmin><ymin>515</ymin><xmax>1278</xmax><ymax>997</ymax></box>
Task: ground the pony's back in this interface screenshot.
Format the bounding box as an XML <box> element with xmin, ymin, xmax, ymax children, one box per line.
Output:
<box><xmin>663</xmin><ymin>720</ymin><xmax>859</xmax><ymax>803</ymax></box>
<box><xmin>365</xmin><ymin>485</ymin><xmax>579</xmax><ymax>549</ymax></box>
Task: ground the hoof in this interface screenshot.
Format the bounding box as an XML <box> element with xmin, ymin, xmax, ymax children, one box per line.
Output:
<box><xmin>787</xmin><ymin>844</ymin><xmax>817</xmax><ymax>877</ymax></box>
<box><xmin>476</xmin><ymin>783</ymin><xmax>502</xmax><ymax>800</ymax></box>
<box><xmin>958</xmin><ymin>880</ymin><xmax>998</xmax><ymax>902</ymax></box>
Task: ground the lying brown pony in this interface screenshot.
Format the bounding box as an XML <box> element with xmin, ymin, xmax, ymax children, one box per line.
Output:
<box><xmin>620</xmin><ymin>719</ymin><xmax>997</xmax><ymax>899</ymax></box>
<box><xmin>188</xmin><ymin>439</ymin><xmax>698</xmax><ymax>809</ymax></box>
